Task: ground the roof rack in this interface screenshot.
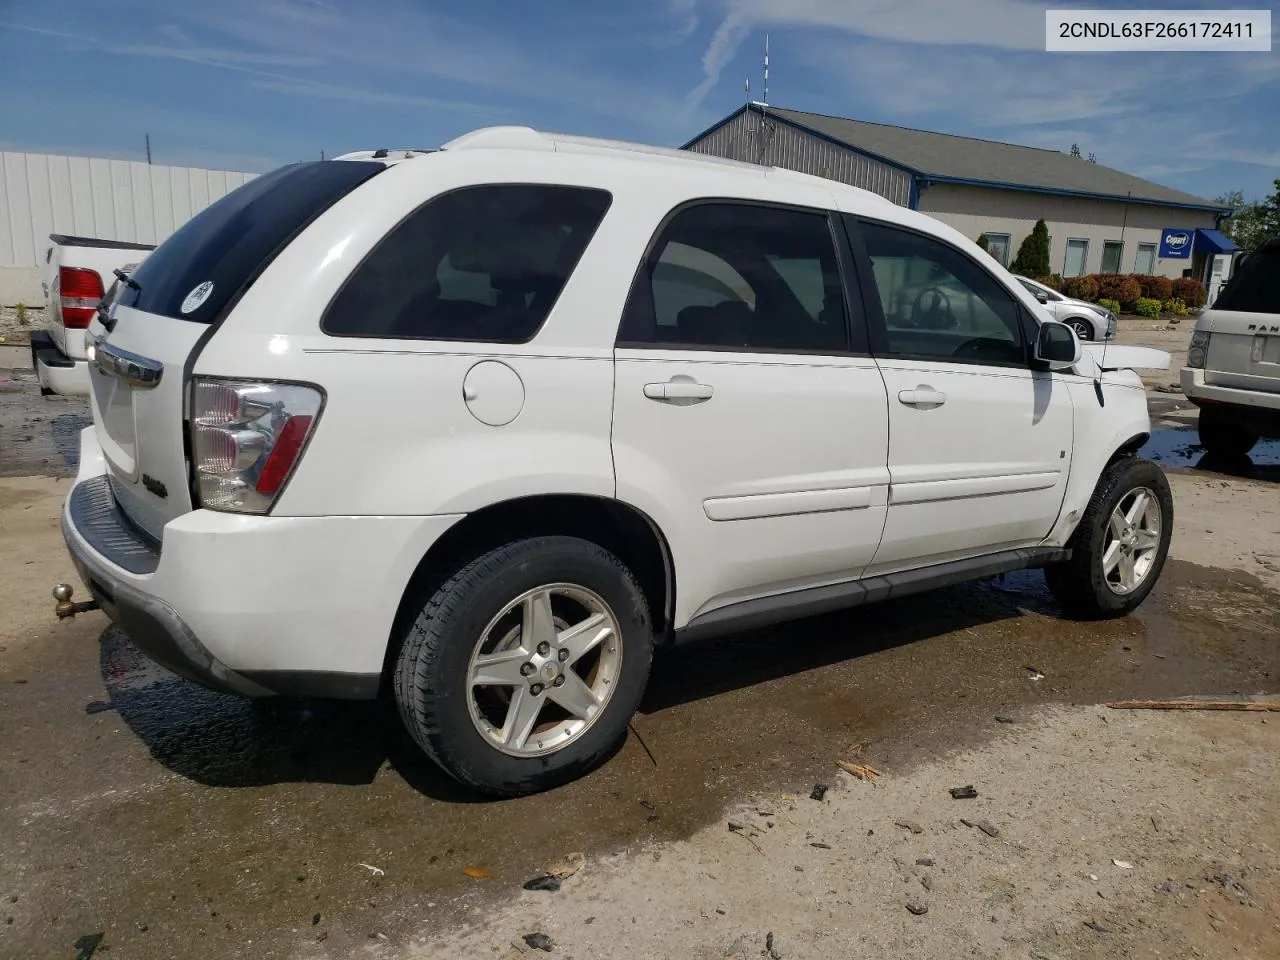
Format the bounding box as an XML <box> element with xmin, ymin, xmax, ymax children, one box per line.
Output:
<box><xmin>330</xmin><ymin>149</ymin><xmax>437</xmax><ymax>162</ymax></box>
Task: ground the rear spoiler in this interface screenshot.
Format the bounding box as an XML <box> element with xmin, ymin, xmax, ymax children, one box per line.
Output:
<box><xmin>48</xmin><ymin>233</ymin><xmax>157</xmax><ymax>252</ymax></box>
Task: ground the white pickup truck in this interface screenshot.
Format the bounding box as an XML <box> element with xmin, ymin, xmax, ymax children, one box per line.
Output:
<box><xmin>29</xmin><ymin>233</ymin><xmax>153</xmax><ymax>397</ymax></box>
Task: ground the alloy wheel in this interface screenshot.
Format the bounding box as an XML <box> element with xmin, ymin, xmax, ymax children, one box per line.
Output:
<box><xmin>466</xmin><ymin>584</ymin><xmax>623</xmax><ymax>757</ymax></box>
<box><xmin>1101</xmin><ymin>486</ymin><xmax>1162</xmax><ymax>595</ymax></box>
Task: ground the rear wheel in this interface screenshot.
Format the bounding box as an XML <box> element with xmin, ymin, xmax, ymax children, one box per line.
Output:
<box><xmin>394</xmin><ymin>536</ymin><xmax>653</xmax><ymax>797</ymax></box>
<box><xmin>1197</xmin><ymin>406</ymin><xmax>1258</xmax><ymax>459</ymax></box>
<box><xmin>1045</xmin><ymin>457</ymin><xmax>1173</xmax><ymax>619</ymax></box>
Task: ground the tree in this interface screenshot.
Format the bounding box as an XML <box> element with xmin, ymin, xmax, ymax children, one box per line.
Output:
<box><xmin>1010</xmin><ymin>219</ymin><xmax>1051</xmax><ymax>276</ymax></box>
<box><xmin>1216</xmin><ymin>180</ymin><xmax>1280</xmax><ymax>253</ymax></box>
<box><xmin>976</xmin><ymin>233</ymin><xmax>991</xmax><ymax>253</ymax></box>
<box><xmin>1069</xmin><ymin>143</ymin><xmax>1082</xmax><ymax>159</ymax></box>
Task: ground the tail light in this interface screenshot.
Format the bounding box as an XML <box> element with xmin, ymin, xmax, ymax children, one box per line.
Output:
<box><xmin>1187</xmin><ymin>329</ymin><xmax>1211</xmax><ymax>368</ymax></box>
<box><xmin>58</xmin><ymin>266</ymin><xmax>105</xmax><ymax>329</ymax></box>
<box><xmin>190</xmin><ymin>378</ymin><xmax>323</xmax><ymax>514</ymax></box>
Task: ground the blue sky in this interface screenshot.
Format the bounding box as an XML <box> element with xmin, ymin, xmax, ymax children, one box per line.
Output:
<box><xmin>1</xmin><ymin>0</ymin><xmax>1276</xmax><ymax>202</ymax></box>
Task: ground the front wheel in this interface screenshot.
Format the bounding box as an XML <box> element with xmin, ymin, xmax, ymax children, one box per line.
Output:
<box><xmin>393</xmin><ymin>536</ymin><xmax>653</xmax><ymax>797</ymax></box>
<box><xmin>1066</xmin><ymin>318</ymin><xmax>1094</xmax><ymax>341</ymax></box>
<box><xmin>1045</xmin><ymin>457</ymin><xmax>1173</xmax><ymax>619</ymax></box>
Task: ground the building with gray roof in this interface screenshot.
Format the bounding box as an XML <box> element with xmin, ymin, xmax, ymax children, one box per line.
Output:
<box><xmin>684</xmin><ymin>103</ymin><xmax>1237</xmax><ymax>285</ymax></box>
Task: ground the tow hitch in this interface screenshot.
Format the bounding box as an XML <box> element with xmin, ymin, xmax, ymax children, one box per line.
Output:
<box><xmin>54</xmin><ymin>583</ymin><xmax>99</xmax><ymax>620</ymax></box>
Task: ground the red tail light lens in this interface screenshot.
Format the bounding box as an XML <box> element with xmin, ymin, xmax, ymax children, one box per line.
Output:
<box><xmin>58</xmin><ymin>266</ymin><xmax>105</xmax><ymax>329</ymax></box>
<box><xmin>190</xmin><ymin>378</ymin><xmax>323</xmax><ymax>514</ymax></box>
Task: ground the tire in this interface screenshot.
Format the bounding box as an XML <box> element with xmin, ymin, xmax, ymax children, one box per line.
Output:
<box><xmin>394</xmin><ymin>535</ymin><xmax>653</xmax><ymax>797</ymax></box>
<box><xmin>1066</xmin><ymin>318</ymin><xmax>1094</xmax><ymax>341</ymax></box>
<box><xmin>1197</xmin><ymin>407</ymin><xmax>1258</xmax><ymax>459</ymax></box>
<box><xmin>1045</xmin><ymin>457</ymin><xmax>1173</xmax><ymax>619</ymax></box>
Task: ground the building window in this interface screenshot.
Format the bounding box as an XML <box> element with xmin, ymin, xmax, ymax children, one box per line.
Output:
<box><xmin>984</xmin><ymin>233</ymin><xmax>1011</xmax><ymax>267</ymax></box>
<box><xmin>1101</xmin><ymin>240</ymin><xmax>1124</xmax><ymax>275</ymax></box>
<box><xmin>1134</xmin><ymin>242</ymin><xmax>1157</xmax><ymax>274</ymax></box>
<box><xmin>1063</xmin><ymin>238</ymin><xmax>1089</xmax><ymax>277</ymax></box>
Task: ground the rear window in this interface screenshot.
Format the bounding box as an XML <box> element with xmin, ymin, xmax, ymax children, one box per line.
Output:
<box><xmin>322</xmin><ymin>184</ymin><xmax>612</xmax><ymax>343</ymax></box>
<box><xmin>117</xmin><ymin>160</ymin><xmax>384</xmax><ymax>322</ymax></box>
<box><xmin>1213</xmin><ymin>245</ymin><xmax>1280</xmax><ymax>314</ymax></box>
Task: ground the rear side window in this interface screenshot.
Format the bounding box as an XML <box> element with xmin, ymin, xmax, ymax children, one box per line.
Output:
<box><xmin>117</xmin><ymin>161</ymin><xmax>385</xmax><ymax>322</ymax></box>
<box><xmin>1213</xmin><ymin>246</ymin><xmax>1280</xmax><ymax>314</ymax></box>
<box><xmin>322</xmin><ymin>184</ymin><xmax>612</xmax><ymax>343</ymax></box>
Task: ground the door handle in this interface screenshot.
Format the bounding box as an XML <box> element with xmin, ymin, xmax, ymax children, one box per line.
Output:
<box><xmin>643</xmin><ymin>380</ymin><xmax>714</xmax><ymax>402</ymax></box>
<box><xmin>898</xmin><ymin>386</ymin><xmax>946</xmax><ymax>407</ymax></box>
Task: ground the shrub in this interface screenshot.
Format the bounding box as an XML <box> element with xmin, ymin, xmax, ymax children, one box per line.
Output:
<box><xmin>1034</xmin><ymin>274</ymin><xmax>1065</xmax><ymax>292</ymax></box>
<box><xmin>1097</xmin><ymin>298</ymin><xmax>1122</xmax><ymax>314</ymax></box>
<box><xmin>1171</xmin><ymin>277</ymin><xmax>1207</xmax><ymax>308</ymax></box>
<box><xmin>1163</xmin><ymin>297</ymin><xmax>1188</xmax><ymax>316</ymax></box>
<box><xmin>1063</xmin><ymin>276</ymin><xmax>1099</xmax><ymax>301</ymax></box>
<box><xmin>1011</xmin><ymin>219</ymin><xmax>1052</xmax><ymax>277</ymax></box>
<box><xmin>976</xmin><ymin>233</ymin><xmax>991</xmax><ymax>252</ymax></box>
<box><xmin>1134</xmin><ymin>297</ymin><xmax>1162</xmax><ymax>317</ymax></box>
<box><xmin>1096</xmin><ymin>274</ymin><xmax>1142</xmax><ymax>310</ymax></box>
<box><xmin>1136</xmin><ymin>275</ymin><xmax>1173</xmax><ymax>301</ymax></box>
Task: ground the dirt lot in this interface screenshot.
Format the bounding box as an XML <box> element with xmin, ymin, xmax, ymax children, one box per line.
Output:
<box><xmin>1</xmin><ymin>328</ymin><xmax>1278</xmax><ymax>960</ymax></box>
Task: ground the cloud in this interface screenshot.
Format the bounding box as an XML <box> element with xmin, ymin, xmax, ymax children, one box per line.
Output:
<box><xmin>776</xmin><ymin>20</ymin><xmax>1278</xmax><ymax>199</ymax></box>
<box><xmin>154</xmin><ymin>0</ymin><xmax>702</xmax><ymax>134</ymax></box>
<box><xmin>684</xmin><ymin>0</ymin><xmax>1044</xmax><ymax>107</ymax></box>
<box><xmin>249</xmin><ymin>79</ymin><xmax>507</xmax><ymax>115</ymax></box>
<box><xmin>666</xmin><ymin>0</ymin><xmax>701</xmax><ymax>43</ymax></box>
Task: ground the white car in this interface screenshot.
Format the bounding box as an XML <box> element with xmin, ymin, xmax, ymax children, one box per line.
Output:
<box><xmin>59</xmin><ymin>127</ymin><xmax>1173</xmax><ymax>796</ymax></box>
<box><xmin>30</xmin><ymin>234</ymin><xmax>153</xmax><ymax>397</ymax></box>
<box><xmin>1181</xmin><ymin>238</ymin><xmax>1280</xmax><ymax>456</ymax></box>
<box><xmin>1014</xmin><ymin>275</ymin><xmax>1117</xmax><ymax>342</ymax></box>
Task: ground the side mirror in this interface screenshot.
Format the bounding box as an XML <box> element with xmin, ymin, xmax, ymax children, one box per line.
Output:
<box><xmin>1033</xmin><ymin>290</ymin><xmax>1049</xmax><ymax>304</ymax></box>
<box><xmin>1035</xmin><ymin>321</ymin><xmax>1081</xmax><ymax>371</ymax></box>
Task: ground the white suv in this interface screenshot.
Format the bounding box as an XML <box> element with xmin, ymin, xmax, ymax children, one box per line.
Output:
<box><xmin>1181</xmin><ymin>239</ymin><xmax>1280</xmax><ymax>457</ymax></box>
<box><xmin>60</xmin><ymin>127</ymin><xmax>1174</xmax><ymax>796</ymax></box>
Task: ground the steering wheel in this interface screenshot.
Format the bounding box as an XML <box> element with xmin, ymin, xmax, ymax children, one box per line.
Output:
<box><xmin>910</xmin><ymin>286</ymin><xmax>956</xmax><ymax>329</ymax></box>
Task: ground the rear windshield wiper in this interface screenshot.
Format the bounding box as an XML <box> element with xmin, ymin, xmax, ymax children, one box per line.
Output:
<box><xmin>113</xmin><ymin>267</ymin><xmax>141</xmax><ymax>290</ymax></box>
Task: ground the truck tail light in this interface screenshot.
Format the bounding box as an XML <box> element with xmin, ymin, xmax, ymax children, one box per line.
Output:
<box><xmin>190</xmin><ymin>378</ymin><xmax>323</xmax><ymax>514</ymax></box>
<box><xmin>58</xmin><ymin>266</ymin><xmax>105</xmax><ymax>329</ymax></box>
<box><xmin>1187</xmin><ymin>329</ymin><xmax>1211</xmax><ymax>369</ymax></box>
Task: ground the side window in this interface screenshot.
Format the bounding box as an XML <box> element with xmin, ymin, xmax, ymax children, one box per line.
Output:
<box><xmin>323</xmin><ymin>184</ymin><xmax>611</xmax><ymax>343</ymax></box>
<box><xmin>855</xmin><ymin>219</ymin><xmax>1025</xmax><ymax>366</ymax></box>
<box><xmin>620</xmin><ymin>202</ymin><xmax>849</xmax><ymax>353</ymax></box>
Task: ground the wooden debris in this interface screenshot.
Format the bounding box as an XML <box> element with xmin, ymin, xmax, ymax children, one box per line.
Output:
<box><xmin>1105</xmin><ymin>695</ymin><xmax>1280</xmax><ymax>713</ymax></box>
<box><xmin>837</xmin><ymin>760</ymin><xmax>881</xmax><ymax>783</ymax></box>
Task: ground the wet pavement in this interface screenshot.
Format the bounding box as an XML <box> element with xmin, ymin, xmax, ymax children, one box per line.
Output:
<box><xmin>3</xmin><ymin>559</ymin><xmax>1278</xmax><ymax>960</ymax></box>
<box><xmin>0</xmin><ymin>365</ymin><xmax>90</xmax><ymax>478</ymax></box>
<box><xmin>1142</xmin><ymin>424</ymin><xmax>1280</xmax><ymax>483</ymax></box>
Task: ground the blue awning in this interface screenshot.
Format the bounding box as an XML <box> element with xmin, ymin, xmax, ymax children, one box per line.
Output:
<box><xmin>1194</xmin><ymin>228</ymin><xmax>1238</xmax><ymax>255</ymax></box>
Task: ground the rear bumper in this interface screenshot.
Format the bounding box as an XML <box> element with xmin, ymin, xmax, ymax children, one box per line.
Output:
<box><xmin>62</xmin><ymin>427</ymin><xmax>465</xmax><ymax>699</ymax></box>
<box><xmin>1181</xmin><ymin>368</ymin><xmax>1280</xmax><ymax>435</ymax></box>
<box><xmin>30</xmin><ymin>330</ymin><xmax>90</xmax><ymax>396</ymax></box>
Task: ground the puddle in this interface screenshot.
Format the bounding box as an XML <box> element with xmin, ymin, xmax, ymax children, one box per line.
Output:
<box><xmin>1142</xmin><ymin>426</ymin><xmax>1280</xmax><ymax>482</ymax></box>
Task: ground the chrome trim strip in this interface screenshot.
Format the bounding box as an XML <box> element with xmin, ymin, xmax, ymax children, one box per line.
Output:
<box><xmin>92</xmin><ymin>338</ymin><xmax>164</xmax><ymax>389</ymax></box>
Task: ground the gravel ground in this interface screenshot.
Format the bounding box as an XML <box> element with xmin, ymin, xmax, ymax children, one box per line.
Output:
<box><xmin>422</xmin><ymin>706</ymin><xmax>1279</xmax><ymax>960</ymax></box>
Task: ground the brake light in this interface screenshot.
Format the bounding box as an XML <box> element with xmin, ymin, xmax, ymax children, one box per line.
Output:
<box><xmin>190</xmin><ymin>378</ymin><xmax>323</xmax><ymax>514</ymax></box>
<box><xmin>58</xmin><ymin>266</ymin><xmax>105</xmax><ymax>329</ymax></box>
<box><xmin>1187</xmin><ymin>329</ymin><xmax>1211</xmax><ymax>369</ymax></box>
